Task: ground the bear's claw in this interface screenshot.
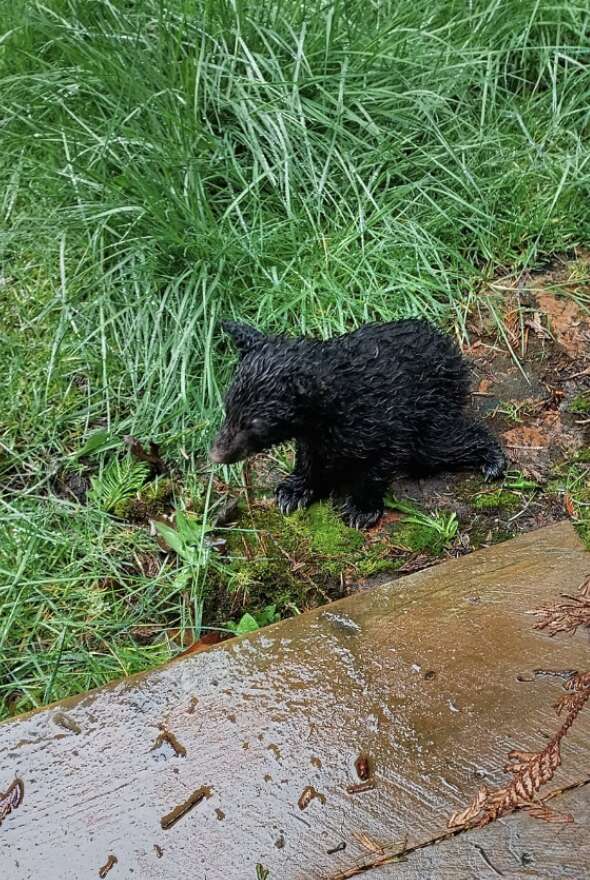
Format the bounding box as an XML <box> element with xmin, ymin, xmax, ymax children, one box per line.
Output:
<box><xmin>276</xmin><ymin>476</ymin><xmax>316</xmax><ymax>515</ymax></box>
<box><xmin>481</xmin><ymin>451</ymin><xmax>507</xmax><ymax>482</ymax></box>
<box><xmin>341</xmin><ymin>499</ymin><xmax>383</xmax><ymax>530</ymax></box>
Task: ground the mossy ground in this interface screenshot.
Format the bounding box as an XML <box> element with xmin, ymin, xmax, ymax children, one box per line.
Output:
<box><xmin>471</xmin><ymin>489</ymin><xmax>522</xmax><ymax>512</ymax></box>
<box><xmin>208</xmin><ymin>500</ymin><xmax>401</xmax><ymax>624</ymax></box>
<box><xmin>569</xmin><ymin>393</ymin><xmax>590</xmax><ymax>414</ymax></box>
<box><xmin>389</xmin><ymin>520</ymin><xmax>451</xmax><ymax>555</ymax></box>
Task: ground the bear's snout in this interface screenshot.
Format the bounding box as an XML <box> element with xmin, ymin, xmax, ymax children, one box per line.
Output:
<box><xmin>209</xmin><ymin>443</ymin><xmax>228</xmax><ymax>464</ymax></box>
<box><xmin>209</xmin><ymin>428</ymin><xmax>248</xmax><ymax>465</ymax></box>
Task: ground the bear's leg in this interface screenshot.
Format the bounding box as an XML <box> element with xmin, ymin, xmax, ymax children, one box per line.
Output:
<box><xmin>276</xmin><ymin>442</ymin><xmax>329</xmax><ymax>515</ymax></box>
<box><xmin>419</xmin><ymin>416</ymin><xmax>507</xmax><ymax>480</ymax></box>
<box><xmin>341</xmin><ymin>475</ymin><xmax>387</xmax><ymax>530</ymax></box>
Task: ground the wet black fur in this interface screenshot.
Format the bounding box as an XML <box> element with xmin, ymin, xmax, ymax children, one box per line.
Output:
<box><xmin>211</xmin><ymin>320</ymin><xmax>507</xmax><ymax>528</ymax></box>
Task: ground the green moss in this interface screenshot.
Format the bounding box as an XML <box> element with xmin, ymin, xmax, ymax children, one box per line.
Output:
<box><xmin>215</xmin><ymin>499</ymin><xmax>405</xmax><ymax>616</ymax></box>
<box><xmin>113</xmin><ymin>476</ymin><xmax>175</xmax><ymax>521</ymax></box>
<box><xmin>490</xmin><ymin>527</ymin><xmax>515</xmax><ymax>545</ymax></box>
<box><xmin>290</xmin><ymin>502</ymin><xmax>364</xmax><ymax>556</ymax></box>
<box><xmin>472</xmin><ymin>489</ymin><xmax>521</xmax><ymax>512</ymax></box>
<box><xmin>391</xmin><ymin>521</ymin><xmax>448</xmax><ymax>554</ymax></box>
<box><xmin>569</xmin><ymin>393</ymin><xmax>590</xmax><ymax>414</ymax></box>
<box><xmin>216</xmin><ymin>501</ymin><xmax>363</xmax><ymax>616</ymax></box>
<box><xmin>355</xmin><ymin>554</ymin><xmax>401</xmax><ymax>578</ymax></box>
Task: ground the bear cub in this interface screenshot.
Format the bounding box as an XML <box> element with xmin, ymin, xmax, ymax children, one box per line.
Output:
<box><xmin>210</xmin><ymin>319</ymin><xmax>506</xmax><ymax>529</ymax></box>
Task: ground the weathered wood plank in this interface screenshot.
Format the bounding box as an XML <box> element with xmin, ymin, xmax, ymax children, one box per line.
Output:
<box><xmin>1</xmin><ymin>522</ymin><xmax>589</xmax><ymax>879</ymax></box>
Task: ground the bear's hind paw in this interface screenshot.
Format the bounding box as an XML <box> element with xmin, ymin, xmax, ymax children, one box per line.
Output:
<box><xmin>481</xmin><ymin>450</ymin><xmax>507</xmax><ymax>482</ymax></box>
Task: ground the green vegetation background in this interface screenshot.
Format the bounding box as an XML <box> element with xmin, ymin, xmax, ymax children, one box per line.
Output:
<box><xmin>1</xmin><ymin>0</ymin><xmax>590</xmax><ymax>718</ymax></box>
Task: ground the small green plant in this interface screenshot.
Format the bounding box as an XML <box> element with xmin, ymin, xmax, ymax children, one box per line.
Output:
<box><xmin>72</xmin><ymin>429</ymin><xmax>118</xmax><ymax>459</ymax></box>
<box><xmin>502</xmin><ymin>471</ymin><xmax>539</xmax><ymax>491</ymax></box>
<box><xmin>256</xmin><ymin>866</ymin><xmax>270</xmax><ymax>880</ymax></box>
<box><xmin>225</xmin><ymin>605</ymin><xmax>281</xmax><ymax>636</ymax></box>
<box><xmin>154</xmin><ymin>510</ymin><xmax>215</xmax><ymax>565</ymax></box>
<box><xmin>266</xmin><ymin>442</ymin><xmax>296</xmax><ymax>476</ymax></box>
<box><xmin>88</xmin><ymin>457</ymin><xmax>151</xmax><ymax>514</ymax></box>
<box><xmin>385</xmin><ymin>498</ymin><xmax>458</xmax><ymax>545</ymax></box>
<box><xmin>154</xmin><ymin>509</ymin><xmax>220</xmax><ymax>634</ymax></box>
<box><xmin>493</xmin><ymin>401</ymin><xmax>525</xmax><ymax>423</ymax></box>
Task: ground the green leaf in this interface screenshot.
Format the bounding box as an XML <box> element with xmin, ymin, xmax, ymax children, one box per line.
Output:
<box><xmin>73</xmin><ymin>429</ymin><xmax>115</xmax><ymax>459</ymax></box>
<box><xmin>177</xmin><ymin>510</ymin><xmax>204</xmax><ymax>546</ymax></box>
<box><xmin>153</xmin><ymin>520</ymin><xmax>187</xmax><ymax>558</ymax></box>
<box><xmin>235</xmin><ymin>613</ymin><xmax>260</xmax><ymax>634</ymax></box>
<box><xmin>256</xmin><ymin>605</ymin><xmax>279</xmax><ymax>626</ymax></box>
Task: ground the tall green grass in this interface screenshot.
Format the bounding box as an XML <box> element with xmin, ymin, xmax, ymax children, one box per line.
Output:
<box><xmin>1</xmin><ymin>0</ymin><xmax>590</xmax><ymax>717</ymax></box>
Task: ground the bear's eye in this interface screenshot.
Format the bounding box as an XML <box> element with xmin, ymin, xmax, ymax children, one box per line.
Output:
<box><xmin>250</xmin><ymin>418</ymin><xmax>266</xmax><ymax>433</ymax></box>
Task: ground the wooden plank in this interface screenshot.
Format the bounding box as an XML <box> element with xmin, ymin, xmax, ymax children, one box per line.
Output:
<box><xmin>0</xmin><ymin>522</ymin><xmax>589</xmax><ymax>880</ymax></box>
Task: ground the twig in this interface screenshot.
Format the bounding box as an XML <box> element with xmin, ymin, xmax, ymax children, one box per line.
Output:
<box><xmin>473</xmin><ymin>843</ymin><xmax>503</xmax><ymax>876</ymax></box>
<box><xmin>531</xmin><ymin>575</ymin><xmax>590</xmax><ymax>637</ymax></box>
<box><xmin>565</xmin><ymin>366</ymin><xmax>590</xmax><ymax>380</ymax></box>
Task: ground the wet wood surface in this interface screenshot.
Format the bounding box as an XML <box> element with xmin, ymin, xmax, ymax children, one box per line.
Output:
<box><xmin>1</xmin><ymin>522</ymin><xmax>589</xmax><ymax>879</ymax></box>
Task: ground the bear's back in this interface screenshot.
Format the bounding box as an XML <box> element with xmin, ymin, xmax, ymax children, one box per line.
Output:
<box><xmin>323</xmin><ymin>319</ymin><xmax>470</xmax><ymax>412</ymax></box>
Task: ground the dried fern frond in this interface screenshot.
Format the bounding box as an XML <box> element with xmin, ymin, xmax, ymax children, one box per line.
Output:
<box><xmin>448</xmin><ymin>671</ymin><xmax>590</xmax><ymax>831</ymax></box>
<box><xmin>531</xmin><ymin>575</ymin><xmax>590</xmax><ymax>637</ymax></box>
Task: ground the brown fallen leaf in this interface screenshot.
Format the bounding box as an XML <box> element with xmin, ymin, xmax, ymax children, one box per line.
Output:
<box><xmin>563</xmin><ymin>494</ymin><xmax>576</xmax><ymax>517</ymax></box>
<box><xmin>176</xmin><ymin>631</ymin><xmax>225</xmax><ymax>657</ymax></box>
<box><xmin>124</xmin><ymin>435</ymin><xmax>167</xmax><ymax>474</ymax></box>
<box><xmin>298</xmin><ymin>785</ymin><xmax>326</xmax><ymax>810</ymax></box>
<box><xmin>536</xmin><ymin>293</ymin><xmax>590</xmax><ymax>358</ymax></box>
<box><xmin>0</xmin><ymin>778</ymin><xmax>24</xmax><ymax>827</ymax></box>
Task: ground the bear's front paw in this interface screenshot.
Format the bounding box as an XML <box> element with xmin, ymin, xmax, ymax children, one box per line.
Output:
<box><xmin>341</xmin><ymin>498</ymin><xmax>383</xmax><ymax>530</ymax></box>
<box><xmin>276</xmin><ymin>476</ymin><xmax>316</xmax><ymax>515</ymax></box>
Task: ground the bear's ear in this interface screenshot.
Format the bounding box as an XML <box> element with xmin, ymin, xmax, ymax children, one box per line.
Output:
<box><xmin>222</xmin><ymin>321</ymin><xmax>265</xmax><ymax>356</ymax></box>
